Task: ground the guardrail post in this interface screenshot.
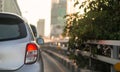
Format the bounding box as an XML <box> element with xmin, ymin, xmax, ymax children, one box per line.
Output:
<box><xmin>111</xmin><ymin>46</ymin><xmax>119</xmax><ymax>72</ymax></box>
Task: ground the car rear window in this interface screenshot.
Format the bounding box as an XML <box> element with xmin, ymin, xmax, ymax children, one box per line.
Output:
<box><xmin>0</xmin><ymin>18</ymin><xmax>27</xmax><ymax>41</ymax></box>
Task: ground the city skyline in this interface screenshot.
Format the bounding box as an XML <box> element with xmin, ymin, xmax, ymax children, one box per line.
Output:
<box><xmin>17</xmin><ymin>0</ymin><xmax>51</xmax><ymax>25</ymax></box>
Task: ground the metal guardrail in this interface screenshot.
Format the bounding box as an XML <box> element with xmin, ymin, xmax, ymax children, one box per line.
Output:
<box><xmin>47</xmin><ymin>40</ymin><xmax>120</xmax><ymax>72</ymax></box>
<box><xmin>86</xmin><ymin>40</ymin><xmax>120</xmax><ymax>46</ymax></box>
<box><xmin>81</xmin><ymin>51</ymin><xmax>120</xmax><ymax>64</ymax></box>
<box><xmin>83</xmin><ymin>40</ymin><xmax>120</xmax><ymax>72</ymax></box>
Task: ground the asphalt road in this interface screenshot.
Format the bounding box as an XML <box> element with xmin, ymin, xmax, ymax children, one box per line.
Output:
<box><xmin>42</xmin><ymin>51</ymin><xmax>70</xmax><ymax>72</ymax></box>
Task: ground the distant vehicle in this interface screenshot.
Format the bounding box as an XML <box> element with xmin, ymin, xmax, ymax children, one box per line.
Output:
<box><xmin>30</xmin><ymin>24</ymin><xmax>38</xmax><ymax>38</ymax></box>
<box><xmin>0</xmin><ymin>13</ymin><xmax>44</xmax><ymax>72</ymax></box>
<box><xmin>30</xmin><ymin>24</ymin><xmax>44</xmax><ymax>46</ymax></box>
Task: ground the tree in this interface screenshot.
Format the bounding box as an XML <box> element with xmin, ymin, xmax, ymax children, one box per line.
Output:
<box><xmin>63</xmin><ymin>0</ymin><xmax>120</xmax><ymax>69</ymax></box>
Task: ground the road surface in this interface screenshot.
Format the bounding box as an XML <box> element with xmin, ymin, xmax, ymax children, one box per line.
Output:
<box><xmin>42</xmin><ymin>51</ymin><xmax>70</xmax><ymax>72</ymax></box>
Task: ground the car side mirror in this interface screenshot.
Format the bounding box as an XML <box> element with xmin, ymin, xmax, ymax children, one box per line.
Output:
<box><xmin>36</xmin><ymin>38</ymin><xmax>44</xmax><ymax>45</ymax></box>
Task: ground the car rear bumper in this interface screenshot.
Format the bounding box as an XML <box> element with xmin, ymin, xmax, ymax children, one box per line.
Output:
<box><xmin>14</xmin><ymin>61</ymin><xmax>43</xmax><ymax>72</ymax></box>
<box><xmin>0</xmin><ymin>61</ymin><xmax>43</xmax><ymax>72</ymax></box>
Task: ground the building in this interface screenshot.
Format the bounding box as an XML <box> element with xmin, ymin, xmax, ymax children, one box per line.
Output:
<box><xmin>0</xmin><ymin>0</ymin><xmax>21</xmax><ymax>16</ymax></box>
<box><xmin>51</xmin><ymin>0</ymin><xmax>66</xmax><ymax>37</ymax></box>
<box><xmin>37</xmin><ymin>19</ymin><xmax>45</xmax><ymax>37</ymax></box>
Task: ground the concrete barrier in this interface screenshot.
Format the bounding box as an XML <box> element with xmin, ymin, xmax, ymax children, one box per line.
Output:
<box><xmin>43</xmin><ymin>49</ymin><xmax>92</xmax><ymax>72</ymax></box>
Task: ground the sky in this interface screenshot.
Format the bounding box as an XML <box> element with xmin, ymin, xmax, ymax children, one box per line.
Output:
<box><xmin>17</xmin><ymin>0</ymin><xmax>51</xmax><ymax>25</ymax></box>
<box><xmin>17</xmin><ymin>0</ymin><xmax>84</xmax><ymax>37</ymax></box>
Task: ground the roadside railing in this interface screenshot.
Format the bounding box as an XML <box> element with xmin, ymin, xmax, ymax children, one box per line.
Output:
<box><xmin>43</xmin><ymin>49</ymin><xmax>91</xmax><ymax>72</ymax></box>
<box><xmin>82</xmin><ymin>40</ymin><xmax>120</xmax><ymax>72</ymax></box>
<box><xmin>43</xmin><ymin>40</ymin><xmax>120</xmax><ymax>72</ymax></box>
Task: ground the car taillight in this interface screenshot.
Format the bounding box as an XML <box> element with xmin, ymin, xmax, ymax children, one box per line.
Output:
<box><xmin>25</xmin><ymin>43</ymin><xmax>38</xmax><ymax>64</ymax></box>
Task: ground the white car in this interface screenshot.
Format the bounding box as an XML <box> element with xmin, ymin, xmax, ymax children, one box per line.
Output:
<box><xmin>0</xmin><ymin>13</ymin><xmax>44</xmax><ymax>72</ymax></box>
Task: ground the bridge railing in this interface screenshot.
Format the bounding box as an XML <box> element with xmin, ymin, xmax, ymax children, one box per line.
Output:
<box><xmin>45</xmin><ymin>40</ymin><xmax>120</xmax><ymax>72</ymax></box>
<box><xmin>82</xmin><ymin>40</ymin><xmax>120</xmax><ymax>72</ymax></box>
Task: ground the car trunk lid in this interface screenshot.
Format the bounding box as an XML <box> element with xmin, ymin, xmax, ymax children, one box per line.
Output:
<box><xmin>0</xmin><ymin>40</ymin><xmax>27</xmax><ymax>70</ymax></box>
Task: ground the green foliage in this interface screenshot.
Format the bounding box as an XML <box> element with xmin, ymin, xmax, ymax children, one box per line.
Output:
<box><xmin>75</xmin><ymin>55</ymin><xmax>89</xmax><ymax>68</ymax></box>
<box><xmin>63</xmin><ymin>0</ymin><xmax>120</xmax><ymax>43</ymax></box>
<box><xmin>63</xmin><ymin>0</ymin><xmax>120</xmax><ymax>68</ymax></box>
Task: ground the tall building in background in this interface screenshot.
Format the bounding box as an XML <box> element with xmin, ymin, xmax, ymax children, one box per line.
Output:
<box><xmin>0</xmin><ymin>0</ymin><xmax>21</xmax><ymax>16</ymax></box>
<box><xmin>36</xmin><ymin>0</ymin><xmax>51</xmax><ymax>38</ymax></box>
<box><xmin>37</xmin><ymin>19</ymin><xmax>45</xmax><ymax>37</ymax></box>
<box><xmin>51</xmin><ymin>0</ymin><xmax>66</xmax><ymax>37</ymax></box>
